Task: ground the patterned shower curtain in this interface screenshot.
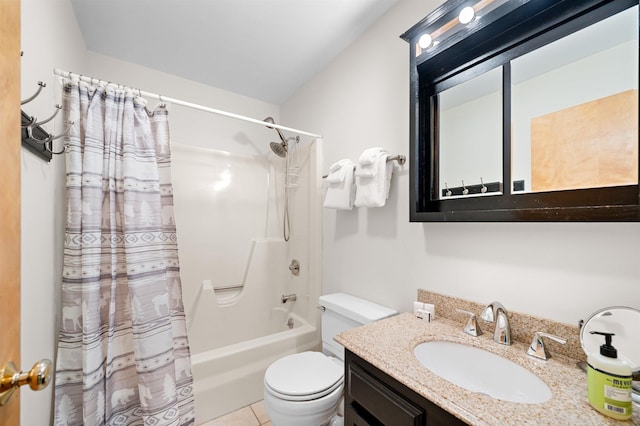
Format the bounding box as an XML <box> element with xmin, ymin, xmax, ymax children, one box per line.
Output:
<box><xmin>54</xmin><ymin>79</ymin><xmax>195</xmax><ymax>425</ymax></box>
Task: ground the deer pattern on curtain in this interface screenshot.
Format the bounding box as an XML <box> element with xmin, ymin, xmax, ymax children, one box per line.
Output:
<box><xmin>54</xmin><ymin>79</ymin><xmax>195</xmax><ymax>425</ymax></box>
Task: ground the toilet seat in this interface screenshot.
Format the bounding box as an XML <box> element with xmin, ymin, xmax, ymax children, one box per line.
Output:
<box><xmin>264</xmin><ymin>351</ymin><xmax>344</xmax><ymax>401</ymax></box>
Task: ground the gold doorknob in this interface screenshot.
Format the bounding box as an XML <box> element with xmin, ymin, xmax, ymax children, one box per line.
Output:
<box><xmin>0</xmin><ymin>359</ymin><xmax>52</xmax><ymax>406</ymax></box>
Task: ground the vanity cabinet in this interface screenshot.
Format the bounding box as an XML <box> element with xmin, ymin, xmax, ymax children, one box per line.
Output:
<box><xmin>345</xmin><ymin>350</ymin><xmax>468</xmax><ymax>426</ymax></box>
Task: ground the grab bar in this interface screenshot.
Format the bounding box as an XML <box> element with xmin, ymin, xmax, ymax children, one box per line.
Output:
<box><xmin>213</xmin><ymin>285</ymin><xmax>244</xmax><ymax>292</ymax></box>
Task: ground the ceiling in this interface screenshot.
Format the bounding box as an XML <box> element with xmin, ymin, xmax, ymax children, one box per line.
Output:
<box><xmin>70</xmin><ymin>0</ymin><xmax>399</xmax><ymax>104</ymax></box>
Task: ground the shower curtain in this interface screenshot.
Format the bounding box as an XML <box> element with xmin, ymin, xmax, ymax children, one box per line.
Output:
<box><xmin>54</xmin><ymin>79</ymin><xmax>194</xmax><ymax>425</ymax></box>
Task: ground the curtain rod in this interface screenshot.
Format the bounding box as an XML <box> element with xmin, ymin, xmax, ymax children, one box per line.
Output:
<box><xmin>52</xmin><ymin>68</ymin><xmax>322</xmax><ymax>139</ymax></box>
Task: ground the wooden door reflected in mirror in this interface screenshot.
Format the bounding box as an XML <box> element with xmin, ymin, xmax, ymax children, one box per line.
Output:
<box><xmin>511</xmin><ymin>5</ymin><xmax>639</xmax><ymax>194</ymax></box>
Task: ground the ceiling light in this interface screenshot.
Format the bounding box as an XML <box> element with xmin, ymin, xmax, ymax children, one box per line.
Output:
<box><xmin>459</xmin><ymin>6</ymin><xmax>476</xmax><ymax>25</ymax></box>
<box><xmin>418</xmin><ymin>34</ymin><xmax>433</xmax><ymax>49</ymax></box>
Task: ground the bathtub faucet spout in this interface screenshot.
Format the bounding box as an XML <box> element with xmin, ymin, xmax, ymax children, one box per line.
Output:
<box><xmin>281</xmin><ymin>294</ymin><xmax>297</xmax><ymax>304</ymax></box>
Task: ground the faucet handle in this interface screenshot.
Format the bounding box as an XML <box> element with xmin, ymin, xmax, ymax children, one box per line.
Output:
<box><xmin>526</xmin><ymin>332</ymin><xmax>567</xmax><ymax>360</ymax></box>
<box><xmin>456</xmin><ymin>309</ymin><xmax>482</xmax><ymax>337</ymax></box>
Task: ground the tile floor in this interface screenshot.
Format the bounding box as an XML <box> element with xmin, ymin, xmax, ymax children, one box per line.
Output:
<box><xmin>200</xmin><ymin>400</ymin><xmax>271</xmax><ymax>426</ymax></box>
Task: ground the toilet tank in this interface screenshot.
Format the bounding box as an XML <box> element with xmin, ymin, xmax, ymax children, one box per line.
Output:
<box><xmin>319</xmin><ymin>293</ymin><xmax>397</xmax><ymax>361</ymax></box>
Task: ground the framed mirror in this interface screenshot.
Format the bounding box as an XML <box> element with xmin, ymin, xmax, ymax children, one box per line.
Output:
<box><xmin>402</xmin><ymin>0</ymin><xmax>640</xmax><ymax>221</ymax></box>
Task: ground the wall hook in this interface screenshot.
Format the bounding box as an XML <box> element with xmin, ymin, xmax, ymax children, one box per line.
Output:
<box><xmin>462</xmin><ymin>180</ymin><xmax>469</xmax><ymax>195</ymax></box>
<box><xmin>21</xmin><ymin>81</ymin><xmax>46</xmax><ymax>105</ymax></box>
<box><xmin>45</xmin><ymin>121</ymin><xmax>74</xmax><ymax>155</ymax></box>
<box><xmin>445</xmin><ymin>182</ymin><xmax>452</xmax><ymax>197</ymax></box>
<box><xmin>35</xmin><ymin>105</ymin><xmax>62</xmax><ymax>127</ymax></box>
<box><xmin>21</xmin><ymin>114</ymin><xmax>37</xmax><ymax>129</ymax></box>
<box><xmin>45</xmin><ymin>140</ymin><xmax>66</xmax><ymax>155</ymax></box>
<box><xmin>28</xmin><ymin>121</ymin><xmax>73</xmax><ymax>145</ymax></box>
<box><xmin>480</xmin><ymin>177</ymin><xmax>488</xmax><ymax>193</ymax></box>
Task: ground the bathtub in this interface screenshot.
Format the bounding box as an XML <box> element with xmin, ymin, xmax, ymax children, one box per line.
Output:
<box><xmin>192</xmin><ymin>312</ymin><xmax>319</xmax><ymax>423</ymax></box>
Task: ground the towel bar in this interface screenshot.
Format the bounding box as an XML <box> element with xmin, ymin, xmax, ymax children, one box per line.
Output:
<box><xmin>322</xmin><ymin>154</ymin><xmax>405</xmax><ymax>178</ymax></box>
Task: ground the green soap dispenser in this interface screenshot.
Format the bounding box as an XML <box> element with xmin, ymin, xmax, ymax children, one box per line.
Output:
<box><xmin>587</xmin><ymin>331</ymin><xmax>632</xmax><ymax>420</ymax></box>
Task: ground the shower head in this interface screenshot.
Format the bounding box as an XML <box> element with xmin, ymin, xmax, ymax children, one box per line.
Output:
<box><xmin>270</xmin><ymin>141</ymin><xmax>288</xmax><ymax>158</ymax></box>
<box><xmin>264</xmin><ymin>116</ymin><xmax>288</xmax><ymax>157</ymax></box>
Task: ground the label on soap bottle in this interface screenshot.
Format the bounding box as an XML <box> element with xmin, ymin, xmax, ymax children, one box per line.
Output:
<box><xmin>587</xmin><ymin>366</ymin><xmax>632</xmax><ymax>419</ymax></box>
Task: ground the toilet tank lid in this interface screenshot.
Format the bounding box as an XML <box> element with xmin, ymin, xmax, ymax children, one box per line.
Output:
<box><xmin>319</xmin><ymin>293</ymin><xmax>397</xmax><ymax>324</ymax></box>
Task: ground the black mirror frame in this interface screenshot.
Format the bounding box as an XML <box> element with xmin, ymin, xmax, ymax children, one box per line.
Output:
<box><xmin>402</xmin><ymin>0</ymin><xmax>640</xmax><ymax>221</ymax></box>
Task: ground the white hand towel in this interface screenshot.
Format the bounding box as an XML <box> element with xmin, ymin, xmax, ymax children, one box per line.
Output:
<box><xmin>359</xmin><ymin>147</ymin><xmax>387</xmax><ymax>166</ymax></box>
<box><xmin>323</xmin><ymin>159</ymin><xmax>356</xmax><ymax>210</ymax></box>
<box><xmin>356</xmin><ymin>147</ymin><xmax>388</xmax><ymax>177</ymax></box>
<box><xmin>326</xmin><ymin>159</ymin><xmax>350</xmax><ymax>183</ymax></box>
<box><xmin>354</xmin><ymin>152</ymin><xmax>393</xmax><ymax>207</ymax></box>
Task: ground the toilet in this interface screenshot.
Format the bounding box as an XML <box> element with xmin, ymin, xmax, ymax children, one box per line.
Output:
<box><xmin>263</xmin><ymin>293</ymin><xmax>397</xmax><ymax>426</ymax></box>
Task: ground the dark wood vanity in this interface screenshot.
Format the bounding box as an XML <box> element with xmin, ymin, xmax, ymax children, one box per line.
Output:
<box><xmin>345</xmin><ymin>350</ymin><xmax>467</xmax><ymax>426</ymax></box>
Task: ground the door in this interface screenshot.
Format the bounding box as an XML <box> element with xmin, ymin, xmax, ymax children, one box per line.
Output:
<box><xmin>0</xmin><ymin>0</ymin><xmax>22</xmax><ymax>424</ymax></box>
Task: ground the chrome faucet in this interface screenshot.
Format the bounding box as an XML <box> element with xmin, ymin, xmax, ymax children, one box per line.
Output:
<box><xmin>480</xmin><ymin>301</ymin><xmax>511</xmax><ymax>345</ymax></box>
<box><xmin>281</xmin><ymin>293</ymin><xmax>297</xmax><ymax>304</ymax></box>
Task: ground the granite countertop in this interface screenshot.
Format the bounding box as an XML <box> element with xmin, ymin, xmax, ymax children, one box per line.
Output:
<box><xmin>336</xmin><ymin>313</ymin><xmax>639</xmax><ymax>425</ymax></box>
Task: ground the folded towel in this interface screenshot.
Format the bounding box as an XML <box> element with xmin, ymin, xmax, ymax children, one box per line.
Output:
<box><xmin>356</xmin><ymin>148</ymin><xmax>388</xmax><ymax>177</ymax></box>
<box><xmin>323</xmin><ymin>159</ymin><xmax>356</xmax><ymax>210</ymax></box>
<box><xmin>326</xmin><ymin>159</ymin><xmax>351</xmax><ymax>183</ymax></box>
<box><xmin>354</xmin><ymin>152</ymin><xmax>393</xmax><ymax>208</ymax></box>
<box><xmin>358</xmin><ymin>147</ymin><xmax>387</xmax><ymax>166</ymax></box>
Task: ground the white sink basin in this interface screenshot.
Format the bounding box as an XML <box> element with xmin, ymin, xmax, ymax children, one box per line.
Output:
<box><xmin>414</xmin><ymin>341</ymin><xmax>551</xmax><ymax>404</ymax></box>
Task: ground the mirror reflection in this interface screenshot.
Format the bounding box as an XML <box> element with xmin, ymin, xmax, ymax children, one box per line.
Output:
<box><xmin>511</xmin><ymin>5</ymin><xmax>639</xmax><ymax>194</ymax></box>
<box><xmin>438</xmin><ymin>67</ymin><xmax>503</xmax><ymax>199</ymax></box>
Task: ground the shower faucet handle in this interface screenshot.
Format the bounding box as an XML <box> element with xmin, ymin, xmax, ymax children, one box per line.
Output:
<box><xmin>289</xmin><ymin>259</ymin><xmax>300</xmax><ymax>276</ymax></box>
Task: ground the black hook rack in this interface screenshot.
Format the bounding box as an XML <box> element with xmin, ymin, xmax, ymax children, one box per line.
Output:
<box><xmin>442</xmin><ymin>180</ymin><xmax>503</xmax><ymax>197</ymax></box>
<box><xmin>20</xmin><ymin>81</ymin><xmax>70</xmax><ymax>162</ymax></box>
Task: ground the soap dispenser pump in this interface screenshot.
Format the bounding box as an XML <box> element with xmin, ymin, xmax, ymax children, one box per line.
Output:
<box><xmin>587</xmin><ymin>331</ymin><xmax>632</xmax><ymax>420</ymax></box>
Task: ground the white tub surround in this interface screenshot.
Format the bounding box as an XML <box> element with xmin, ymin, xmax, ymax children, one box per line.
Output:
<box><xmin>172</xmin><ymin>140</ymin><xmax>323</xmax><ymax>423</ymax></box>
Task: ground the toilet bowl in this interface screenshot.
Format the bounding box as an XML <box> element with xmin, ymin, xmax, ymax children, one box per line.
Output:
<box><xmin>263</xmin><ymin>293</ymin><xmax>397</xmax><ymax>426</ymax></box>
<box><xmin>264</xmin><ymin>352</ymin><xmax>343</xmax><ymax>426</ymax></box>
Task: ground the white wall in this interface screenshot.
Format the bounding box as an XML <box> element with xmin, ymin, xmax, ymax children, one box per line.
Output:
<box><xmin>281</xmin><ymin>0</ymin><xmax>640</xmax><ymax>326</ymax></box>
<box><xmin>20</xmin><ymin>1</ymin><xmax>86</xmax><ymax>425</ymax></box>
